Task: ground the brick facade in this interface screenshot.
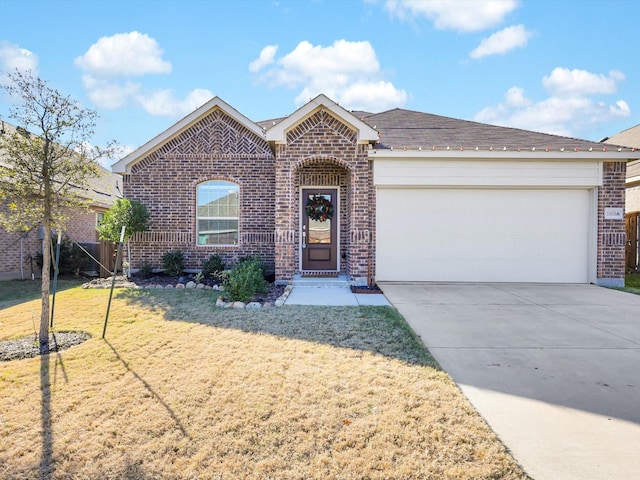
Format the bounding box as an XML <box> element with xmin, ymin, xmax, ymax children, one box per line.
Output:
<box><xmin>0</xmin><ymin>202</ymin><xmax>42</xmax><ymax>280</ymax></box>
<box><xmin>123</xmin><ymin>108</ymin><xmax>277</xmax><ymax>273</ymax></box>
<box><xmin>274</xmin><ymin>109</ymin><xmax>373</xmax><ymax>282</ymax></box>
<box><xmin>65</xmin><ymin>209</ymin><xmax>100</xmax><ymax>243</ymax></box>
<box><xmin>597</xmin><ymin>161</ymin><xmax>626</xmax><ymax>284</ymax></box>
<box><xmin>0</xmin><ymin>203</ymin><xmax>101</xmax><ymax>280</ymax></box>
<box><xmin>117</xmin><ymin>97</ymin><xmax>629</xmax><ymax>286</ymax></box>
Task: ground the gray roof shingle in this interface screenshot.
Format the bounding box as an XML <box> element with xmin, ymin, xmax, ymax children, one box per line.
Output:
<box><xmin>359</xmin><ymin>108</ymin><xmax>619</xmax><ymax>151</ymax></box>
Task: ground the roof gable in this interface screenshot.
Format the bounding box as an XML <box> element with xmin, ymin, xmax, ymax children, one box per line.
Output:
<box><xmin>265</xmin><ymin>94</ymin><xmax>378</xmax><ymax>145</ymax></box>
<box><xmin>112</xmin><ymin>97</ymin><xmax>266</xmax><ymax>174</ymax></box>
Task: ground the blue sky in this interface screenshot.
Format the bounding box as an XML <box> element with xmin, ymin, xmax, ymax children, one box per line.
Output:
<box><xmin>1</xmin><ymin>0</ymin><xmax>638</xmax><ymax>167</ymax></box>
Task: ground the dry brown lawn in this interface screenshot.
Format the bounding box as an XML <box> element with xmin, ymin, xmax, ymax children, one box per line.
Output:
<box><xmin>0</xmin><ymin>281</ymin><xmax>530</xmax><ymax>479</ymax></box>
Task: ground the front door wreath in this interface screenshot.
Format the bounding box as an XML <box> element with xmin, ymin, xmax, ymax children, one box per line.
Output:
<box><xmin>306</xmin><ymin>195</ymin><xmax>334</xmax><ymax>222</ymax></box>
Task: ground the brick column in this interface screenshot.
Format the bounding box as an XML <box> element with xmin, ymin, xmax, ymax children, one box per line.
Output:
<box><xmin>597</xmin><ymin>161</ymin><xmax>626</xmax><ymax>286</ymax></box>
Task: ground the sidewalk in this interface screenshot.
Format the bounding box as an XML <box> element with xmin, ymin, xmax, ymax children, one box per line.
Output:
<box><xmin>285</xmin><ymin>286</ymin><xmax>391</xmax><ymax>306</ymax></box>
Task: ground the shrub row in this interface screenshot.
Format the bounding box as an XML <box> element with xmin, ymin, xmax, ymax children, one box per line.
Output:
<box><xmin>151</xmin><ymin>252</ymin><xmax>267</xmax><ymax>302</ymax></box>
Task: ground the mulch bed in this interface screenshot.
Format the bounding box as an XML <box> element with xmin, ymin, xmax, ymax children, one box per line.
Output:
<box><xmin>350</xmin><ymin>285</ymin><xmax>383</xmax><ymax>294</ymax></box>
<box><xmin>0</xmin><ymin>331</ymin><xmax>91</xmax><ymax>362</ymax></box>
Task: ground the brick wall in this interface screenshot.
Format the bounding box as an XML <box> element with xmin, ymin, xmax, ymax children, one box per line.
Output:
<box><xmin>274</xmin><ymin>109</ymin><xmax>373</xmax><ymax>281</ymax></box>
<box><xmin>0</xmin><ymin>203</ymin><xmax>42</xmax><ymax>280</ymax></box>
<box><xmin>64</xmin><ymin>209</ymin><xmax>99</xmax><ymax>243</ymax></box>
<box><xmin>123</xmin><ymin>108</ymin><xmax>277</xmax><ymax>273</ymax></box>
<box><xmin>597</xmin><ymin>161</ymin><xmax>626</xmax><ymax>284</ymax></box>
<box><xmin>0</xmin><ymin>203</ymin><xmax>102</xmax><ymax>280</ymax></box>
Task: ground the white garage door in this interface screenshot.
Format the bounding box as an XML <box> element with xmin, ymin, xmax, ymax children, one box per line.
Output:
<box><xmin>376</xmin><ymin>188</ymin><xmax>592</xmax><ymax>283</ymax></box>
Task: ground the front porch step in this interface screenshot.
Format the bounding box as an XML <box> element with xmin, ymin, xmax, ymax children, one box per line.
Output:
<box><xmin>291</xmin><ymin>274</ymin><xmax>351</xmax><ymax>288</ymax></box>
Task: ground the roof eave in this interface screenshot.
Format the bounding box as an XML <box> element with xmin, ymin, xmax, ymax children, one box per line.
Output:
<box><xmin>369</xmin><ymin>149</ymin><xmax>640</xmax><ymax>161</ymax></box>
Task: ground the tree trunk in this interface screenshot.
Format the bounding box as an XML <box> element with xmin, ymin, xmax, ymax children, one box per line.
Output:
<box><xmin>40</xmin><ymin>222</ymin><xmax>51</xmax><ymax>354</ymax></box>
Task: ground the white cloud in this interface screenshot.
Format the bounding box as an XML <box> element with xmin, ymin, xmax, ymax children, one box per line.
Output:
<box><xmin>82</xmin><ymin>75</ymin><xmax>141</xmax><ymax>109</ymax></box>
<box><xmin>135</xmin><ymin>88</ymin><xmax>213</xmax><ymax>116</ymax></box>
<box><xmin>474</xmin><ymin>68</ymin><xmax>630</xmax><ymax>137</ymax></box>
<box><xmin>74</xmin><ymin>32</ymin><xmax>172</xmax><ymax>78</ymax></box>
<box><xmin>249</xmin><ymin>45</ymin><xmax>278</xmax><ymax>72</ymax></box>
<box><xmin>253</xmin><ymin>39</ymin><xmax>407</xmax><ymax>111</ymax></box>
<box><xmin>470</xmin><ymin>24</ymin><xmax>532</xmax><ymax>59</ymax></box>
<box><xmin>504</xmin><ymin>86</ymin><xmax>532</xmax><ymax>107</ymax></box>
<box><xmin>336</xmin><ymin>81</ymin><xmax>409</xmax><ymax>111</ymax></box>
<box><xmin>385</xmin><ymin>0</ymin><xmax>518</xmax><ymax>32</ymax></box>
<box><xmin>75</xmin><ymin>32</ymin><xmax>212</xmax><ymax>117</ymax></box>
<box><xmin>0</xmin><ymin>41</ymin><xmax>39</xmax><ymax>75</ymax></box>
<box><xmin>542</xmin><ymin>67</ymin><xmax>624</xmax><ymax>97</ymax></box>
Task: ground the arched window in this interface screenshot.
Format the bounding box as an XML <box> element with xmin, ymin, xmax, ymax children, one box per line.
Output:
<box><xmin>196</xmin><ymin>180</ymin><xmax>239</xmax><ymax>245</ymax></box>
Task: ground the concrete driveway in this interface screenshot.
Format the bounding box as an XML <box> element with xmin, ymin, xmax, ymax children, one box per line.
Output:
<box><xmin>379</xmin><ymin>283</ymin><xmax>640</xmax><ymax>480</ymax></box>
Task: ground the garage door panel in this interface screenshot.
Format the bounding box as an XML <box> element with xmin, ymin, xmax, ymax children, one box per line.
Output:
<box><xmin>376</xmin><ymin>188</ymin><xmax>591</xmax><ymax>283</ymax></box>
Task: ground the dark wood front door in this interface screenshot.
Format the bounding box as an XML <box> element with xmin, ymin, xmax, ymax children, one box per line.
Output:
<box><xmin>302</xmin><ymin>188</ymin><xmax>338</xmax><ymax>271</ymax></box>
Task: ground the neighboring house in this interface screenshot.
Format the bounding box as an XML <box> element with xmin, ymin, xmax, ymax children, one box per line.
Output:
<box><xmin>603</xmin><ymin>124</ymin><xmax>640</xmax><ymax>271</ymax></box>
<box><xmin>112</xmin><ymin>95</ymin><xmax>639</xmax><ymax>287</ymax></box>
<box><xmin>0</xmin><ymin>120</ymin><xmax>121</xmax><ymax>280</ymax></box>
<box><xmin>603</xmin><ymin>124</ymin><xmax>640</xmax><ymax>212</ymax></box>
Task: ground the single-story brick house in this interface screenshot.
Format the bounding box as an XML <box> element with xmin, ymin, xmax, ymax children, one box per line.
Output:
<box><xmin>0</xmin><ymin>120</ymin><xmax>121</xmax><ymax>280</ymax></box>
<box><xmin>112</xmin><ymin>94</ymin><xmax>640</xmax><ymax>287</ymax></box>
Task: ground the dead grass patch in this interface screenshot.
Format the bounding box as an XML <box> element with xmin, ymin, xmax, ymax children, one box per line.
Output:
<box><xmin>0</xmin><ymin>282</ymin><xmax>530</xmax><ymax>479</ymax></box>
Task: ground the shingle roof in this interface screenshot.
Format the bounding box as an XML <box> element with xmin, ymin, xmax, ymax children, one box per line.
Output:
<box><xmin>0</xmin><ymin>119</ymin><xmax>120</xmax><ymax>209</ymax></box>
<box><xmin>359</xmin><ymin>108</ymin><xmax>623</xmax><ymax>152</ymax></box>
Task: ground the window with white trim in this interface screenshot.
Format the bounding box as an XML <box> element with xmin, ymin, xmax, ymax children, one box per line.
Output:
<box><xmin>197</xmin><ymin>180</ymin><xmax>239</xmax><ymax>245</ymax></box>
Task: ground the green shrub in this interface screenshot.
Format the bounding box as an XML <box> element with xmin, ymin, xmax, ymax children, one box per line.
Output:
<box><xmin>202</xmin><ymin>254</ymin><xmax>225</xmax><ymax>278</ymax></box>
<box><xmin>162</xmin><ymin>250</ymin><xmax>184</xmax><ymax>277</ymax></box>
<box><xmin>138</xmin><ymin>261</ymin><xmax>153</xmax><ymax>278</ymax></box>
<box><xmin>238</xmin><ymin>254</ymin><xmax>267</xmax><ymax>277</ymax></box>
<box><xmin>36</xmin><ymin>238</ymin><xmax>88</xmax><ymax>277</ymax></box>
<box><xmin>224</xmin><ymin>259</ymin><xmax>268</xmax><ymax>302</ymax></box>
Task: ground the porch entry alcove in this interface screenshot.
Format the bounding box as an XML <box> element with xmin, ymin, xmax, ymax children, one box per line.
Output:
<box><xmin>301</xmin><ymin>187</ymin><xmax>338</xmax><ymax>272</ymax></box>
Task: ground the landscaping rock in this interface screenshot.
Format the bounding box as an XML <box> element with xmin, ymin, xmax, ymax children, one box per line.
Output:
<box><xmin>175</xmin><ymin>284</ymin><xmax>185</xmax><ymax>289</ymax></box>
<box><xmin>186</xmin><ymin>281</ymin><xmax>196</xmax><ymax>289</ymax></box>
<box><xmin>216</xmin><ymin>298</ymin><xmax>228</xmax><ymax>308</ymax></box>
<box><xmin>196</xmin><ymin>283</ymin><xmax>205</xmax><ymax>289</ymax></box>
<box><xmin>232</xmin><ymin>301</ymin><xmax>246</xmax><ymax>309</ymax></box>
<box><xmin>165</xmin><ymin>284</ymin><xmax>174</xmax><ymax>289</ymax></box>
<box><xmin>246</xmin><ymin>302</ymin><xmax>262</xmax><ymax>310</ymax></box>
<box><xmin>204</xmin><ymin>285</ymin><xmax>212</xmax><ymax>290</ymax></box>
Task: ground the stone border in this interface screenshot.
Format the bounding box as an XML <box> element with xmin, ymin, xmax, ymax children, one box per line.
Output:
<box><xmin>82</xmin><ymin>276</ymin><xmax>293</xmax><ymax>310</ymax></box>
<box><xmin>215</xmin><ymin>285</ymin><xmax>293</xmax><ymax>309</ymax></box>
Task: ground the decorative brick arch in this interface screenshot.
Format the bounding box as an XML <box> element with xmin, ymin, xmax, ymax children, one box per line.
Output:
<box><xmin>294</xmin><ymin>155</ymin><xmax>354</xmax><ymax>171</ymax></box>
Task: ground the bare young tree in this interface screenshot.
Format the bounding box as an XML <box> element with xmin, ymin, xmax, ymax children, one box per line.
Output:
<box><xmin>0</xmin><ymin>70</ymin><xmax>116</xmax><ymax>354</ymax></box>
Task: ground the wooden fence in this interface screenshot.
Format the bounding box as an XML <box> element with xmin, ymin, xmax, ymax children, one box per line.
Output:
<box><xmin>626</xmin><ymin>212</ymin><xmax>638</xmax><ymax>272</ymax></box>
<box><xmin>98</xmin><ymin>241</ymin><xmax>117</xmax><ymax>277</ymax></box>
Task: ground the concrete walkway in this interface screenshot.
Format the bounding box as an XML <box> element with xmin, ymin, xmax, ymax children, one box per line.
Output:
<box><xmin>285</xmin><ymin>285</ymin><xmax>391</xmax><ymax>306</ymax></box>
<box><xmin>379</xmin><ymin>283</ymin><xmax>640</xmax><ymax>480</ymax></box>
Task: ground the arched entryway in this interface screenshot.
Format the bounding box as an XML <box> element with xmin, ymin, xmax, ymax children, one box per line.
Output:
<box><xmin>295</xmin><ymin>158</ymin><xmax>351</xmax><ymax>276</ymax></box>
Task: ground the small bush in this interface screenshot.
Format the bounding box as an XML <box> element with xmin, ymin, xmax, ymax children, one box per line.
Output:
<box><xmin>138</xmin><ymin>261</ymin><xmax>153</xmax><ymax>278</ymax></box>
<box><xmin>238</xmin><ymin>254</ymin><xmax>267</xmax><ymax>277</ymax></box>
<box><xmin>202</xmin><ymin>254</ymin><xmax>225</xmax><ymax>278</ymax></box>
<box><xmin>36</xmin><ymin>238</ymin><xmax>88</xmax><ymax>277</ymax></box>
<box><xmin>224</xmin><ymin>259</ymin><xmax>268</xmax><ymax>302</ymax></box>
<box><xmin>162</xmin><ymin>250</ymin><xmax>184</xmax><ymax>277</ymax></box>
